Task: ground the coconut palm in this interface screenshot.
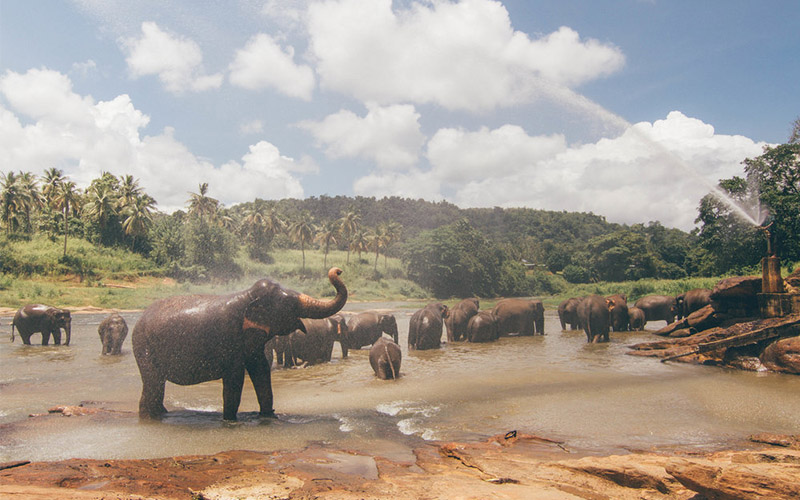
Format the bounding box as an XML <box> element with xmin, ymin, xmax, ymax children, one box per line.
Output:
<box><xmin>314</xmin><ymin>220</ymin><xmax>339</xmax><ymax>268</ymax></box>
<box><xmin>187</xmin><ymin>182</ymin><xmax>219</xmax><ymax>224</ymax></box>
<box><xmin>0</xmin><ymin>171</ymin><xmax>22</xmax><ymax>235</ymax></box>
<box><xmin>350</xmin><ymin>228</ymin><xmax>368</xmax><ymax>263</ymax></box>
<box><xmin>118</xmin><ymin>175</ymin><xmax>144</xmax><ymax>211</ymax></box>
<box><xmin>52</xmin><ymin>180</ymin><xmax>79</xmax><ymax>257</ymax></box>
<box><xmin>121</xmin><ymin>193</ymin><xmax>156</xmax><ymax>250</ymax></box>
<box><xmin>16</xmin><ymin>172</ymin><xmax>42</xmax><ymax>234</ymax></box>
<box><xmin>381</xmin><ymin>222</ymin><xmax>402</xmax><ymax>268</ymax></box>
<box><xmin>41</xmin><ymin>168</ymin><xmax>65</xmax><ymax>210</ymax></box>
<box><xmin>367</xmin><ymin>225</ymin><xmax>387</xmax><ymax>271</ymax></box>
<box><xmin>288</xmin><ymin>214</ymin><xmax>314</xmax><ymax>272</ymax></box>
<box><xmin>338</xmin><ymin>210</ymin><xmax>361</xmax><ymax>264</ymax></box>
<box><xmin>84</xmin><ymin>181</ymin><xmax>118</xmax><ymax>243</ymax></box>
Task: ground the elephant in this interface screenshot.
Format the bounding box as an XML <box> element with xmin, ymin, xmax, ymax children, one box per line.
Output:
<box><xmin>466</xmin><ymin>310</ymin><xmax>499</xmax><ymax>343</ymax></box>
<box><xmin>266</xmin><ymin>333</ymin><xmax>301</xmax><ymax>368</ymax></box>
<box><xmin>344</xmin><ymin>312</ymin><xmax>399</xmax><ymax>351</ymax></box>
<box><xmin>627</xmin><ymin>306</ymin><xmax>645</xmax><ymax>331</ymax></box>
<box><xmin>492</xmin><ymin>298</ymin><xmax>544</xmax><ymax>336</ymax></box>
<box><xmin>577</xmin><ymin>294</ymin><xmax>615</xmax><ymax>343</ymax></box>
<box><xmin>408</xmin><ymin>302</ymin><xmax>449</xmax><ymax>350</ymax></box>
<box><xmin>634</xmin><ymin>294</ymin><xmax>678</xmax><ymax>327</ymax></box>
<box><xmin>98</xmin><ymin>313</ymin><xmax>128</xmax><ymax>355</ymax></box>
<box><xmin>11</xmin><ymin>304</ymin><xmax>72</xmax><ymax>345</ymax></box>
<box><xmin>132</xmin><ymin>267</ymin><xmax>347</xmax><ymax>421</ymax></box>
<box><xmin>676</xmin><ymin>288</ymin><xmax>712</xmax><ymax>319</ymax></box>
<box><xmin>369</xmin><ymin>337</ymin><xmax>402</xmax><ymax>380</ymax></box>
<box><xmin>606</xmin><ymin>293</ymin><xmax>629</xmax><ymax>332</ymax></box>
<box><xmin>290</xmin><ymin>314</ymin><xmax>348</xmax><ymax>365</ymax></box>
<box><xmin>557</xmin><ymin>297</ymin><xmax>583</xmax><ymax>331</ymax></box>
<box><xmin>444</xmin><ymin>298</ymin><xmax>479</xmax><ymax>342</ymax></box>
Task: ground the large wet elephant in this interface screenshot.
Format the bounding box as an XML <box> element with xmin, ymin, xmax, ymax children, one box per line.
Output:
<box><xmin>369</xmin><ymin>337</ymin><xmax>402</xmax><ymax>380</ymax></box>
<box><xmin>444</xmin><ymin>298</ymin><xmax>479</xmax><ymax>341</ymax></box>
<box><xmin>98</xmin><ymin>313</ymin><xmax>128</xmax><ymax>355</ymax></box>
<box><xmin>606</xmin><ymin>293</ymin><xmax>629</xmax><ymax>332</ymax></box>
<box><xmin>132</xmin><ymin>267</ymin><xmax>347</xmax><ymax>421</ymax></box>
<box><xmin>634</xmin><ymin>294</ymin><xmax>678</xmax><ymax>327</ymax></box>
<box><xmin>290</xmin><ymin>314</ymin><xmax>348</xmax><ymax>365</ymax></box>
<box><xmin>408</xmin><ymin>302</ymin><xmax>449</xmax><ymax>350</ymax></box>
<box><xmin>345</xmin><ymin>312</ymin><xmax>399</xmax><ymax>351</ymax></box>
<box><xmin>466</xmin><ymin>310</ymin><xmax>499</xmax><ymax>343</ymax></box>
<box><xmin>557</xmin><ymin>297</ymin><xmax>583</xmax><ymax>331</ymax></box>
<box><xmin>676</xmin><ymin>288</ymin><xmax>712</xmax><ymax>319</ymax></box>
<box><xmin>627</xmin><ymin>306</ymin><xmax>645</xmax><ymax>331</ymax></box>
<box><xmin>577</xmin><ymin>294</ymin><xmax>615</xmax><ymax>343</ymax></box>
<box><xmin>492</xmin><ymin>298</ymin><xmax>544</xmax><ymax>336</ymax></box>
<box><xmin>11</xmin><ymin>304</ymin><xmax>72</xmax><ymax>345</ymax></box>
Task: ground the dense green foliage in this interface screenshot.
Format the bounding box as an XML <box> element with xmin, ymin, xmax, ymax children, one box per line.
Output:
<box><xmin>2</xmin><ymin>140</ymin><xmax>798</xmax><ymax>298</ymax></box>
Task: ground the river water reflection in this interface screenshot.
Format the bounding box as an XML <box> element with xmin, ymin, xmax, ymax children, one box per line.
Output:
<box><xmin>2</xmin><ymin>306</ymin><xmax>800</xmax><ymax>462</ymax></box>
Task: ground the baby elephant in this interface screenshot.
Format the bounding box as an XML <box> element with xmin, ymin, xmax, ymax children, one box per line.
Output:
<box><xmin>369</xmin><ymin>337</ymin><xmax>401</xmax><ymax>380</ymax></box>
<box><xmin>98</xmin><ymin>313</ymin><xmax>128</xmax><ymax>355</ymax></box>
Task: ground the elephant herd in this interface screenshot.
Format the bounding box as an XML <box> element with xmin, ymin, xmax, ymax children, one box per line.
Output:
<box><xmin>7</xmin><ymin>271</ymin><xmax>712</xmax><ymax>422</ymax></box>
<box><xmin>557</xmin><ymin>288</ymin><xmax>712</xmax><ymax>343</ymax></box>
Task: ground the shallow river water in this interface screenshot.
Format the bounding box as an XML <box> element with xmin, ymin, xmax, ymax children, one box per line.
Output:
<box><xmin>2</xmin><ymin>305</ymin><xmax>800</xmax><ymax>463</ymax></box>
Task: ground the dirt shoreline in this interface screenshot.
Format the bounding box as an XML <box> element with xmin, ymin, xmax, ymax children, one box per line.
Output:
<box><xmin>2</xmin><ymin>427</ymin><xmax>800</xmax><ymax>499</ymax></box>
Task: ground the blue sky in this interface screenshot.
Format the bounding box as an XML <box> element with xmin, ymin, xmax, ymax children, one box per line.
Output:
<box><xmin>1</xmin><ymin>0</ymin><xmax>798</xmax><ymax>230</ymax></box>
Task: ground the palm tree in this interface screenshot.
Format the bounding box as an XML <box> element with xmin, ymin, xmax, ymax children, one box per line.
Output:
<box><xmin>314</xmin><ymin>220</ymin><xmax>339</xmax><ymax>268</ymax></box>
<box><xmin>263</xmin><ymin>207</ymin><xmax>285</xmax><ymax>239</ymax></box>
<box><xmin>350</xmin><ymin>228</ymin><xmax>368</xmax><ymax>263</ymax></box>
<box><xmin>338</xmin><ymin>210</ymin><xmax>361</xmax><ymax>264</ymax></box>
<box><xmin>367</xmin><ymin>225</ymin><xmax>387</xmax><ymax>271</ymax></box>
<box><xmin>288</xmin><ymin>215</ymin><xmax>314</xmax><ymax>272</ymax></box>
<box><xmin>52</xmin><ymin>180</ymin><xmax>79</xmax><ymax>257</ymax></box>
<box><xmin>16</xmin><ymin>172</ymin><xmax>41</xmax><ymax>234</ymax></box>
<box><xmin>1</xmin><ymin>171</ymin><xmax>22</xmax><ymax>235</ymax></box>
<box><xmin>84</xmin><ymin>181</ymin><xmax>118</xmax><ymax>243</ymax></box>
<box><xmin>41</xmin><ymin>167</ymin><xmax>65</xmax><ymax>209</ymax></box>
<box><xmin>121</xmin><ymin>194</ymin><xmax>156</xmax><ymax>250</ymax></box>
<box><xmin>118</xmin><ymin>175</ymin><xmax>144</xmax><ymax>211</ymax></box>
<box><xmin>187</xmin><ymin>182</ymin><xmax>219</xmax><ymax>224</ymax></box>
<box><xmin>382</xmin><ymin>222</ymin><xmax>402</xmax><ymax>268</ymax></box>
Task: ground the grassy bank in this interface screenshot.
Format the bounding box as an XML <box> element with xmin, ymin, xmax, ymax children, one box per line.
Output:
<box><xmin>0</xmin><ymin>235</ymin><xmax>752</xmax><ymax>312</ymax></box>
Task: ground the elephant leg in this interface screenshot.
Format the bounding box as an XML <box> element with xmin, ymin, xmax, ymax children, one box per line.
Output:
<box><xmin>41</xmin><ymin>330</ymin><xmax>51</xmax><ymax>345</ymax></box>
<box><xmin>222</xmin><ymin>368</ymin><xmax>246</xmax><ymax>421</ymax></box>
<box><xmin>52</xmin><ymin>329</ymin><xmax>62</xmax><ymax>345</ymax></box>
<box><xmin>136</xmin><ymin>355</ymin><xmax>167</xmax><ymax>418</ymax></box>
<box><xmin>247</xmin><ymin>359</ymin><xmax>275</xmax><ymax>418</ymax></box>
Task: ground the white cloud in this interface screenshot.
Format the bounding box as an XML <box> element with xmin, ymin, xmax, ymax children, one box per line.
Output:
<box><xmin>306</xmin><ymin>0</ymin><xmax>624</xmax><ymax>111</ymax></box>
<box><xmin>228</xmin><ymin>33</ymin><xmax>315</xmax><ymax>100</ymax></box>
<box><xmin>122</xmin><ymin>21</ymin><xmax>223</xmax><ymax>93</ymax></box>
<box><xmin>0</xmin><ymin>68</ymin><xmax>308</xmax><ymax>211</ymax></box>
<box><xmin>298</xmin><ymin>103</ymin><xmax>425</xmax><ymax>169</ymax></box>
<box><xmin>352</xmin><ymin>112</ymin><xmax>766</xmax><ymax>230</ymax></box>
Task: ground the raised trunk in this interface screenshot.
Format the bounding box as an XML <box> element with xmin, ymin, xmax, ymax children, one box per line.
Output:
<box><xmin>297</xmin><ymin>267</ymin><xmax>348</xmax><ymax>319</ymax></box>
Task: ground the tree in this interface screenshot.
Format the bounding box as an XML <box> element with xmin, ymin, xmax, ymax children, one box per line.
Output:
<box><xmin>743</xmin><ymin>143</ymin><xmax>800</xmax><ymax>262</ymax></box>
<box><xmin>790</xmin><ymin>116</ymin><xmax>800</xmax><ymax>144</ymax></box>
<box><xmin>52</xmin><ymin>180</ymin><xmax>79</xmax><ymax>257</ymax></box>
<box><xmin>694</xmin><ymin>176</ymin><xmax>763</xmax><ymax>274</ymax></box>
<box><xmin>84</xmin><ymin>174</ymin><xmax>122</xmax><ymax>246</ymax></box>
<box><xmin>367</xmin><ymin>225</ymin><xmax>387</xmax><ymax>271</ymax></box>
<box><xmin>288</xmin><ymin>214</ymin><xmax>314</xmax><ymax>272</ymax></box>
<box><xmin>314</xmin><ymin>220</ymin><xmax>339</xmax><ymax>268</ymax></box>
<box><xmin>338</xmin><ymin>210</ymin><xmax>361</xmax><ymax>264</ymax></box>
<box><xmin>187</xmin><ymin>182</ymin><xmax>219</xmax><ymax>224</ymax></box>
<box><xmin>1</xmin><ymin>171</ymin><xmax>22</xmax><ymax>235</ymax></box>
<box><xmin>350</xmin><ymin>228</ymin><xmax>368</xmax><ymax>262</ymax></box>
<box><xmin>121</xmin><ymin>193</ymin><xmax>156</xmax><ymax>251</ymax></box>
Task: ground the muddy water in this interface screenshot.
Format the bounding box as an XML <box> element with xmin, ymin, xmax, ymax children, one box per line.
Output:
<box><xmin>2</xmin><ymin>307</ymin><xmax>800</xmax><ymax>463</ymax></box>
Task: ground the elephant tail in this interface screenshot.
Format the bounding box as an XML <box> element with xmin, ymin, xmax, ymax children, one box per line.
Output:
<box><xmin>385</xmin><ymin>344</ymin><xmax>397</xmax><ymax>380</ymax></box>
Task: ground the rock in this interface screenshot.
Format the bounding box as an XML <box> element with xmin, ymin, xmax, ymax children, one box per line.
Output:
<box><xmin>760</xmin><ymin>336</ymin><xmax>800</xmax><ymax>374</ymax></box>
<box><xmin>784</xmin><ymin>268</ymin><xmax>800</xmax><ymax>289</ymax></box>
<box><xmin>711</xmin><ymin>276</ymin><xmax>762</xmax><ymax>300</ymax></box>
<box><xmin>666</xmin><ymin>449</ymin><xmax>800</xmax><ymax>500</ymax></box>
<box><xmin>750</xmin><ymin>433</ymin><xmax>800</xmax><ymax>449</ymax></box>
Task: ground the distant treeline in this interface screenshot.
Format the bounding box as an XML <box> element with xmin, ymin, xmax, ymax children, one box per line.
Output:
<box><xmin>2</xmin><ymin>142</ymin><xmax>798</xmax><ymax>298</ymax></box>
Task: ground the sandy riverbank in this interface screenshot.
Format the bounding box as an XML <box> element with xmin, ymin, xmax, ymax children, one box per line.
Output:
<box><xmin>1</xmin><ymin>412</ymin><xmax>799</xmax><ymax>500</ymax></box>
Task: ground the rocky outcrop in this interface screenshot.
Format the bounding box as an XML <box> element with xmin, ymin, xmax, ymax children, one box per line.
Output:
<box><xmin>760</xmin><ymin>336</ymin><xmax>800</xmax><ymax>374</ymax></box>
<box><xmin>4</xmin><ymin>434</ymin><xmax>800</xmax><ymax>500</ymax></box>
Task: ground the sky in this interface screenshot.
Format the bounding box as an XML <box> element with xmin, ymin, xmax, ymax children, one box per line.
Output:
<box><xmin>1</xmin><ymin>0</ymin><xmax>798</xmax><ymax>231</ymax></box>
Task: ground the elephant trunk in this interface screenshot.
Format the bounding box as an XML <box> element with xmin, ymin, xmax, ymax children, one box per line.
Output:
<box><xmin>297</xmin><ymin>268</ymin><xmax>348</xmax><ymax>319</ymax></box>
<box><xmin>64</xmin><ymin>319</ymin><xmax>71</xmax><ymax>346</ymax></box>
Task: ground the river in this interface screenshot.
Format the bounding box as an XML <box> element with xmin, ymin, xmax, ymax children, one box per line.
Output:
<box><xmin>2</xmin><ymin>305</ymin><xmax>800</xmax><ymax>463</ymax></box>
